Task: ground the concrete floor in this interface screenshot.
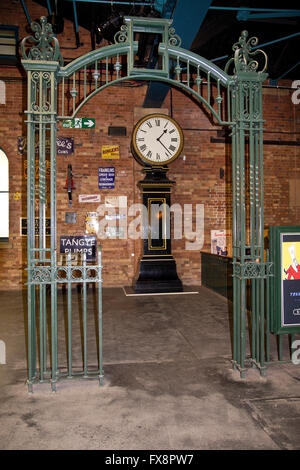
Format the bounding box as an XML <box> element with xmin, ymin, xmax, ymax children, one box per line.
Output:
<box><xmin>0</xmin><ymin>286</ymin><xmax>300</xmax><ymax>450</ymax></box>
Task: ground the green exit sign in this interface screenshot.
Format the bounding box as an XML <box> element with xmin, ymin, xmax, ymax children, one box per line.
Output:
<box><xmin>62</xmin><ymin>118</ymin><xmax>95</xmax><ymax>129</ymax></box>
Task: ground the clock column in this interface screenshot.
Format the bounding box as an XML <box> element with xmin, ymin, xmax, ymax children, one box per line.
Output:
<box><xmin>134</xmin><ymin>166</ymin><xmax>183</xmax><ymax>294</ymax></box>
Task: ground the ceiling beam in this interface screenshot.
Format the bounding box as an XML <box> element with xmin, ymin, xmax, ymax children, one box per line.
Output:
<box><xmin>46</xmin><ymin>0</ymin><xmax>52</xmax><ymax>15</ymax></box>
<box><xmin>209</xmin><ymin>7</ymin><xmax>300</xmax><ymax>14</ymax></box>
<box><xmin>236</xmin><ymin>9</ymin><xmax>300</xmax><ymax>21</ymax></box>
<box><xmin>143</xmin><ymin>0</ymin><xmax>213</xmax><ymax>108</ymax></box>
<box><xmin>72</xmin><ymin>0</ymin><xmax>81</xmax><ymax>47</ymax></box>
<box><xmin>154</xmin><ymin>0</ymin><xmax>176</xmax><ymax>18</ymax></box>
<box><xmin>277</xmin><ymin>60</ymin><xmax>300</xmax><ymax>80</ymax></box>
<box><xmin>20</xmin><ymin>0</ymin><xmax>31</xmax><ymax>25</ymax></box>
<box><xmin>171</xmin><ymin>0</ymin><xmax>213</xmax><ymax>50</ymax></box>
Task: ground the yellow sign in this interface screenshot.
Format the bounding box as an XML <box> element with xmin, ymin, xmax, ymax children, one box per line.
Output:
<box><xmin>85</xmin><ymin>212</ymin><xmax>99</xmax><ymax>235</ymax></box>
<box><xmin>282</xmin><ymin>240</ymin><xmax>300</xmax><ymax>280</ymax></box>
<box><xmin>101</xmin><ymin>145</ymin><xmax>120</xmax><ymax>159</ymax></box>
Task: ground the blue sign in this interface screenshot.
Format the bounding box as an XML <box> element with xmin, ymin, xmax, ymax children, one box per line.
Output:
<box><xmin>60</xmin><ymin>235</ymin><xmax>97</xmax><ymax>261</ymax></box>
<box><xmin>56</xmin><ymin>136</ymin><xmax>74</xmax><ymax>155</ymax></box>
<box><xmin>98</xmin><ymin>167</ymin><xmax>115</xmax><ymax>189</ymax></box>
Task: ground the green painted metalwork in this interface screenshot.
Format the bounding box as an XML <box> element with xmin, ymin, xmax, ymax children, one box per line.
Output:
<box><xmin>21</xmin><ymin>16</ymin><xmax>63</xmax><ymax>64</ymax></box>
<box><xmin>225</xmin><ymin>30</ymin><xmax>272</xmax><ymax>377</ymax></box>
<box><xmin>56</xmin><ymin>16</ymin><xmax>232</xmax><ymax>125</ymax></box>
<box><xmin>22</xmin><ymin>15</ymin><xmax>273</xmax><ymax>386</ymax></box>
<box><xmin>21</xmin><ymin>17</ymin><xmax>103</xmax><ymax>392</ymax></box>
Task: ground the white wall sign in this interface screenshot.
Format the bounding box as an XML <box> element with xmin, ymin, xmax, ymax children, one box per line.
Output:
<box><xmin>79</xmin><ymin>194</ymin><xmax>101</xmax><ymax>203</ymax></box>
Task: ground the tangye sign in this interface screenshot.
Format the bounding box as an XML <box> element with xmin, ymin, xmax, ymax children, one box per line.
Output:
<box><xmin>60</xmin><ymin>235</ymin><xmax>97</xmax><ymax>261</ymax></box>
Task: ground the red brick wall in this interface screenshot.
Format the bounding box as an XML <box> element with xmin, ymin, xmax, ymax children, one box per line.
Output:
<box><xmin>0</xmin><ymin>1</ymin><xmax>299</xmax><ymax>289</ymax></box>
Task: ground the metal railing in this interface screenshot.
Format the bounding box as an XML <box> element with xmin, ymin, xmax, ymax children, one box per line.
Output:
<box><xmin>26</xmin><ymin>249</ymin><xmax>103</xmax><ymax>392</ymax></box>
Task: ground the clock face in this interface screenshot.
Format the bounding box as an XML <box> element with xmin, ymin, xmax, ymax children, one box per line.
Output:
<box><xmin>132</xmin><ymin>114</ymin><xmax>184</xmax><ymax>166</ymax></box>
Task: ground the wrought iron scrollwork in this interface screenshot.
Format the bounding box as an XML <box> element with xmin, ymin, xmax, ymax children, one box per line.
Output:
<box><xmin>21</xmin><ymin>16</ymin><xmax>63</xmax><ymax>65</ymax></box>
<box><xmin>114</xmin><ymin>24</ymin><xmax>129</xmax><ymax>44</ymax></box>
<box><xmin>225</xmin><ymin>30</ymin><xmax>268</xmax><ymax>75</ymax></box>
<box><xmin>233</xmin><ymin>261</ymin><xmax>273</xmax><ymax>280</ymax></box>
<box><xmin>168</xmin><ymin>27</ymin><xmax>182</xmax><ymax>47</ymax></box>
<box><xmin>31</xmin><ymin>266</ymin><xmax>52</xmax><ymax>283</ymax></box>
<box><xmin>29</xmin><ymin>265</ymin><xmax>102</xmax><ymax>284</ymax></box>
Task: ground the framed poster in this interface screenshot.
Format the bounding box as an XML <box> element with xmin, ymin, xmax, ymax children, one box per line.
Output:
<box><xmin>270</xmin><ymin>226</ymin><xmax>300</xmax><ymax>334</ymax></box>
<box><xmin>211</xmin><ymin>229</ymin><xmax>232</xmax><ymax>257</ymax></box>
<box><xmin>85</xmin><ymin>212</ymin><xmax>99</xmax><ymax>234</ymax></box>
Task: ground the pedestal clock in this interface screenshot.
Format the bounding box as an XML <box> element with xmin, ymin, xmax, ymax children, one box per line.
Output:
<box><xmin>131</xmin><ymin>113</ymin><xmax>184</xmax><ymax>293</ymax></box>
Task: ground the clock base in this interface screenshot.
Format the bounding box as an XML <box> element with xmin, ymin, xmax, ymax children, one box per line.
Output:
<box><xmin>134</xmin><ymin>258</ymin><xmax>183</xmax><ymax>294</ymax></box>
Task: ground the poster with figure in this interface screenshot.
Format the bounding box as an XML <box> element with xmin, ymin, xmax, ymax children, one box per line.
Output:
<box><xmin>281</xmin><ymin>234</ymin><xmax>300</xmax><ymax>328</ymax></box>
<box><xmin>85</xmin><ymin>212</ymin><xmax>99</xmax><ymax>235</ymax></box>
<box><xmin>211</xmin><ymin>230</ymin><xmax>232</xmax><ymax>257</ymax></box>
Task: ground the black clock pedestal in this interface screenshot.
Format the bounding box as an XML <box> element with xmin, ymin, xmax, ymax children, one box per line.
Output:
<box><xmin>134</xmin><ymin>166</ymin><xmax>183</xmax><ymax>294</ymax></box>
<box><xmin>134</xmin><ymin>259</ymin><xmax>183</xmax><ymax>294</ymax></box>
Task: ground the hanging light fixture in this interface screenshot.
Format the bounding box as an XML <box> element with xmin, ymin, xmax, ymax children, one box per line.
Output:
<box><xmin>94</xmin><ymin>0</ymin><xmax>160</xmax><ymax>45</ymax></box>
<box><xmin>94</xmin><ymin>0</ymin><xmax>124</xmax><ymax>44</ymax></box>
<box><xmin>96</xmin><ymin>14</ymin><xmax>125</xmax><ymax>44</ymax></box>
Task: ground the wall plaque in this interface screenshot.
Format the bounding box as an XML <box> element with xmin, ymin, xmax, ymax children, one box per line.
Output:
<box><xmin>98</xmin><ymin>167</ymin><xmax>115</xmax><ymax>189</ymax></box>
<box><xmin>56</xmin><ymin>136</ymin><xmax>74</xmax><ymax>155</ymax></box>
<box><xmin>101</xmin><ymin>145</ymin><xmax>120</xmax><ymax>159</ymax></box>
<box><xmin>60</xmin><ymin>235</ymin><xmax>97</xmax><ymax>261</ymax></box>
<box><xmin>65</xmin><ymin>212</ymin><xmax>77</xmax><ymax>224</ymax></box>
<box><xmin>79</xmin><ymin>194</ymin><xmax>101</xmax><ymax>203</ymax></box>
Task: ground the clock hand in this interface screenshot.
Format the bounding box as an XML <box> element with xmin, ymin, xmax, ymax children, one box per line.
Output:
<box><xmin>157</xmin><ymin>129</ymin><xmax>171</xmax><ymax>154</ymax></box>
<box><xmin>156</xmin><ymin>129</ymin><xmax>167</xmax><ymax>142</ymax></box>
<box><xmin>158</xmin><ymin>139</ymin><xmax>171</xmax><ymax>155</ymax></box>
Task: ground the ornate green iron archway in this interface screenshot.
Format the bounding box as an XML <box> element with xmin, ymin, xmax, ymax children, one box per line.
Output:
<box><xmin>21</xmin><ymin>15</ymin><xmax>271</xmax><ymax>391</ymax></box>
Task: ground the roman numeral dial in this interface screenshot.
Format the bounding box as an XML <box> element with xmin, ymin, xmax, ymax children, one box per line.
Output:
<box><xmin>132</xmin><ymin>114</ymin><xmax>184</xmax><ymax>166</ymax></box>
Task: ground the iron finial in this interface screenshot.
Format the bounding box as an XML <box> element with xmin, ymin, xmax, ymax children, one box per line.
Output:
<box><xmin>225</xmin><ymin>30</ymin><xmax>268</xmax><ymax>75</ymax></box>
<box><xmin>21</xmin><ymin>16</ymin><xmax>63</xmax><ymax>65</ymax></box>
